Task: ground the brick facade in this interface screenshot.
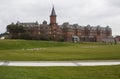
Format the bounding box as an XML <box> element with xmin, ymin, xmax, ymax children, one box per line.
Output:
<box><xmin>8</xmin><ymin>6</ymin><xmax>112</xmax><ymax>42</ymax></box>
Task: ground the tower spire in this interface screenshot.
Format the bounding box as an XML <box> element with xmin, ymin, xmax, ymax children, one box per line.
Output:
<box><xmin>50</xmin><ymin>5</ymin><xmax>56</xmax><ymax>16</ymax></box>
<box><xmin>50</xmin><ymin>5</ymin><xmax>57</xmax><ymax>25</ymax></box>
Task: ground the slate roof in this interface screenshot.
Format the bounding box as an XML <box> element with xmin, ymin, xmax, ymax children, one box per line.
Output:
<box><xmin>50</xmin><ymin>6</ymin><xmax>56</xmax><ymax>16</ymax></box>
<box><xmin>18</xmin><ymin>22</ymin><xmax>39</xmax><ymax>27</ymax></box>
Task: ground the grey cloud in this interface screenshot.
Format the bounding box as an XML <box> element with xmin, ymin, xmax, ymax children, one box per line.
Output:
<box><xmin>107</xmin><ymin>0</ymin><xmax>120</xmax><ymax>7</ymax></box>
<box><xmin>0</xmin><ymin>0</ymin><xmax>120</xmax><ymax>35</ymax></box>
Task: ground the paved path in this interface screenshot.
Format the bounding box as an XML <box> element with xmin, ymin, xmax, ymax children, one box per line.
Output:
<box><xmin>0</xmin><ymin>61</ymin><xmax>120</xmax><ymax>66</ymax></box>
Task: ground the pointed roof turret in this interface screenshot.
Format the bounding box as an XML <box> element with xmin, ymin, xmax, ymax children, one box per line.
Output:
<box><xmin>50</xmin><ymin>5</ymin><xmax>56</xmax><ymax>16</ymax></box>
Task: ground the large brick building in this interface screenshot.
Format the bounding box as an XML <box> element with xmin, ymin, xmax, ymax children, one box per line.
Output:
<box><xmin>8</xmin><ymin>6</ymin><xmax>112</xmax><ymax>42</ymax></box>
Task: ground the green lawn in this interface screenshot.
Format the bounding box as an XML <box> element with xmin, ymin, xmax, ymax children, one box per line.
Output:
<box><xmin>0</xmin><ymin>39</ymin><xmax>120</xmax><ymax>61</ymax></box>
<box><xmin>0</xmin><ymin>66</ymin><xmax>120</xmax><ymax>79</ymax></box>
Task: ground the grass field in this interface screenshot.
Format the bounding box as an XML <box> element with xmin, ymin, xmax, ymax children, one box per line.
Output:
<box><xmin>0</xmin><ymin>39</ymin><xmax>120</xmax><ymax>61</ymax></box>
<box><xmin>0</xmin><ymin>66</ymin><xmax>120</xmax><ymax>79</ymax></box>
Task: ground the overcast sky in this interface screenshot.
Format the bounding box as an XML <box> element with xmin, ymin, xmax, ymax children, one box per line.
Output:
<box><xmin>0</xmin><ymin>0</ymin><xmax>120</xmax><ymax>36</ymax></box>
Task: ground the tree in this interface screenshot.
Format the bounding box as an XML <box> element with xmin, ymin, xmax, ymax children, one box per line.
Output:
<box><xmin>7</xmin><ymin>24</ymin><xmax>25</xmax><ymax>39</ymax></box>
<box><xmin>7</xmin><ymin>24</ymin><xmax>24</xmax><ymax>33</ymax></box>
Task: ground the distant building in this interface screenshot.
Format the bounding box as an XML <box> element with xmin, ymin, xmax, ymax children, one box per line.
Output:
<box><xmin>102</xmin><ymin>36</ymin><xmax>115</xmax><ymax>43</ymax></box>
<box><xmin>7</xmin><ymin>6</ymin><xmax>112</xmax><ymax>42</ymax></box>
<box><xmin>115</xmin><ymin>36</ymin><xmax>120</xmax><ymax>42</ymax></box>
<box><xmin>0</xmin><ymin>32</ymin><xmax>9</xmax><ymax>39</ymax></box>
<box><xmin>0</xmin><ymin>37</ymin><xmax>5</xmax><ymax>39</ymax></box>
